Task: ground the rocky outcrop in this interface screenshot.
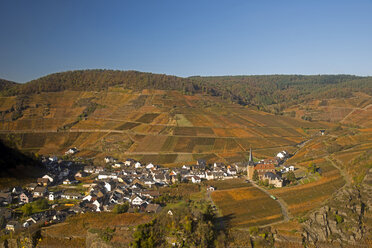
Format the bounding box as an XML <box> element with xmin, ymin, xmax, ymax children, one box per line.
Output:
<box><xmin>301</xmin><ymin>185</ymin><xmax>372</xmax><ymax>247</ymax></box>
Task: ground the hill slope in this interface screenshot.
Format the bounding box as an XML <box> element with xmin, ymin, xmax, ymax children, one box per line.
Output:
<box><xmin>0</xmin><ymin>70</ymin><xmax>371</xmax><ymax>165</ymax></box>
<box><xmin>0</xmin><ymin>78</ymin><xmax>18</xmax><ymax>91</ymax></box>
<box><xmin>0</xmin><ymin>88</ymin><xmax>330</xmax><ymax>165</ymax></box>
<box><xmin>0</xmin><ymin>139</ymin><xmax>45</xmax><ymax>188</ymax></box>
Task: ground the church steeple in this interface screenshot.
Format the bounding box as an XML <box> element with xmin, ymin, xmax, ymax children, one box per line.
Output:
<box><xmin>247</xmin><ymin>147</ymin><xmax>255</xmax><ymax>180</ymax></box>
<box><xmin>249</xmin><ymin>147</ymin><xmax>253</xmax><ymax>163</ymax></box>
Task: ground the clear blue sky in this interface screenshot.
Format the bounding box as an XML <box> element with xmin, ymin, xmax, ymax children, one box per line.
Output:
<box><xmin>1</xmin><ymin>0</ymin><xmax>371</xmax><ymax>83</ymax></box>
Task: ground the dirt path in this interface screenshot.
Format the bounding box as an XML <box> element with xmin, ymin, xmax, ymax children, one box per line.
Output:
<box><xmin>325</xmin><ymin>156</ymin><xmax>352</xmax><ymax>186</ymax></box>
<box><xmin>340</xmin><ymin>103</ymin><xmax>372</xmax><ymax>123</ymax></box>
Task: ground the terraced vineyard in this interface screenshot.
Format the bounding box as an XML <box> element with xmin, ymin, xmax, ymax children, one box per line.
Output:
<box><xmin>211</xmin><ymin>184</ymin><xmax>283</xmax><ymax>227</ymax></box>
<box><xmin>0</xmin><ymin>89</ymin><xmax>330</xmax><ymax>165</ymax></box>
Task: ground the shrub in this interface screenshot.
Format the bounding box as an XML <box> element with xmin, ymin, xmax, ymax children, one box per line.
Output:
<box><xmin>335</xmin><ymin>214</ymin><xmax>344</xmax><ymax>224</ymax></box>
<box><xmin>112</xmin><ymin>202</ymin><xmax>129</xmax><ymax>214</ymax></box>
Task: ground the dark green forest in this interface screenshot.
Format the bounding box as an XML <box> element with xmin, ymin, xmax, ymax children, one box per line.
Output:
<box><xmin>1</xmin><ymin>70</ymin><xmax>371</xmax><ymax>112</ymax></box>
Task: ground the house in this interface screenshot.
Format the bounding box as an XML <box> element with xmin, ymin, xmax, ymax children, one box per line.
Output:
<box><xmin>95</xmin><ymin>167</ymin><xmax>105</xmax><ymax>173</ymax></box>
<box><xmin>53</xmin><ymin>211</ymin><xmax>68</xmax><ymax>221</ymax></box>
<box><xmin>37</xmin><ymin>178</ymin><xmax>49</xmax><ymax>186</ymax></box>
<box><xmin>276</xmin><ymin>151</ymin><xmax>288</xmax><ymax>160</ymax></box>
<box><xmin>282</xmin><ymin>165</ymin><xmax>295</xmax><ymax>173</ymax></box>
<box><xmin>20</xmin><ymin>192</ymin><xmax>33</xmax><ymax>204</ymax></box>
<box><xmin>63</xmin><ymin>179</ymin><xmax>72</xmax><ymax>185</ymax></box>
<box><xmin>26</xmin><ymin>183</ymin><xmax>38</xmax><ymax>191</ymax></box>
<box><xmin>23</xmin><ymin>217</ymin><xmax>38</xmax><ymax>228</ymax></box>
<box><xmin>205</xmin><ymin>172</ymin><xmax>214</xmax><ymax>180</ymax></box>
<box><xmin>254</xmin><ymin>163</ymin><xmax>276</xmax><ymax>179</ymax></box>
<box><xmin>83</xmin><ymin>195</ymin><xmax>93</xmax><ymax>202</ymax></box>
<box><xmin>320</xmin><ymin>130</ymin><xmax>325</xmax><ymax>136</ymax></box>
<box><xmin>104</xmin><ymin>182</ymin><xmax>112</xmax><ymax>192</ymax></box>
<box><xmin>227</xmin><ymin>167</ymin><xmax>237</xmax><ymax>176</ymax></box>
<box><xmin>141</xmin><ymin>190</ymin><xmax>160</xmax><ymax>199</ymax></box>
<box><xmin>75</xmin><ymin>171</ymin><xmax>87</xmax><ymax>178</ymax></box>
<box><xmin>84</xmin><ymin>166</ymin><xmax>95</xmax><ymax>174</ymax></box>
<box><xmin>92</xmin><ymin>200</ymin><xmax>102</xmax><ymax>212</ymax></box>
<box><xmin>49</xmin><ymin>156</ymin><xmax>58</xmax><ymax>162</ymax></box>
<box><xmin>48</xmin><ymin>191</ymin><xmax>62</xmax><ymax>201</ymax></box>
<box><xmin>190</xmin><ymin>176</ymin><xmax>201</xmax><ymax>184</ymax></box>
<box><xmin>131</xmin><ymin>196</ymin><xmax>145</xmax><ymax>206</ymax></box>
<box><xmin>134</xmin><ymin>162</ymin><xmax>142</xmax><ymax>168</ymax></box>
<box><xmin>6</xmin><ymin>221</ymin><xmax>19</xmax><ymax>232</ymax></box>
<box><xmin>12</xmin><ymin>186</ymin><xmax>23</xmax><ymax>195</ymax></box>
<box><xmin>98</xmin><ymin>172</ymin><xmax>118</xmax><ymax>180</ymax></box>
<box><xmin>212</xmin><ymin>171</ymin><xmax>224</xmax><ymax>180</ymax></box>
<box><xmin>124</xmin><ymin>159</ymin><xmax>134</xmax><ymax>166</ymax></box>
<box><xmin>33</xmin><ymin>186</ymin><xmax>47</xmax><ymax>198</ymax></box>
<box><xmin>262</xmin><ymin>172</ymin><xmax>283</xmax><ymax>188</ymax></box>
<box><xmin>104</xmin><ymin>156</ymin><xmax>117</xmax><ymax>163</ymax></box>
<box><xmin>61</xmin><ymin>192</ymin><xmax>81</xmax><ymax>200</ymax></box>
<box><xmin>153</xmin><ymin>173</ymin><xmax>167</xmax><ymax>183</ymax></box>
<box><xmin>144</xmin><ymin>178</ymin><xmax>156</xmax><ymax>187</ymax></box>
<box><xmin>42</xmin><ymin>174</ymin><xmax>54</xmax><ymax>183</ymax></box>
<box><xmin>112</xmin><ymin>162</ymin><xmax>124</xmax><ymax>168</ymax></box>
<box><xmin>70</xmin><ymin>205</ymin><xmax>85</xmax><ymax>214</ymax></box>
<box><xmin>65</xmin><ymin>147</ymin><xmax>78</xmax><ymax>155</ymax></box>
<box><xmin>207</xmin><ymin>186</ymin><xmax>215</xmax><ymax>191</ymax></box>
<box><xmin>167</xmin><ymin>210</ymin><xmax>174</xmax><ymax>216</ymax></box>
<box><xmin>146</xmin><ymin>163</ymin><xmax>155</xmax><ymax>169</ymax></box>
<box><xmin>145</xmin><ymin>204</ymin><xmax>162</xmax><ymax>213</ymax></box>
<box><xmin>261</xmin><ymin>158</ymin><xmax>280</xmax><ymax>166</ymax></box>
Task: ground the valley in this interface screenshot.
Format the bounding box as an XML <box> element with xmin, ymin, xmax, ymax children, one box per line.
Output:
<box><xmin>0</xmin><ymin>71</ymin><xmax>371</xmax><ymax>247</ymax></box>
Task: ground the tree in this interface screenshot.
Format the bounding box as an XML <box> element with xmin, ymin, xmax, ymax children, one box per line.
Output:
<box><xmin>177</xmin><ymin>173</ymin><xmax>182</xmax><ymax>183</ymax></box>
<box><xmin>253</xmin><ymin>170</ymin><xmax>259</xmax><ymax>181</ymax></box>
<box><xmin>22</xmin><ymin>204</ymin><xmax>33</xmax><ymax>216</ymax></box>
<box><xmin>35</xmin><ymin>198</ymin><xmax>49</xmax><ymax>210</ymax></box>
<box><xmin>307</xmin><ymin>162</ymin><xmax>317</xmax><ymax>174</ymax></box>
<box><xmin>287</xmin><ymin>171</ymin><xmax>296</xmax><ymax>183</ymax></box>
<box><xmin>0</xmin><ymin>216</ymin><xmax>5</xmax><ymax>229</ymax></box>
<box><xmin>113</xmin><ymin>202</ymin><xmax>129</xmax><ymax>214</ymax></box>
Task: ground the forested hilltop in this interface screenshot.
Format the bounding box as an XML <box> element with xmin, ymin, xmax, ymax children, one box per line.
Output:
<box><xmin>0</xmin><ymin>78</ymin><xmax>18</xmax><ymax>91</ymax></box>
<box><xmin>1</xmin><ymin>70</ymin><xmax>371</xmax><ymax>112</ymax></box>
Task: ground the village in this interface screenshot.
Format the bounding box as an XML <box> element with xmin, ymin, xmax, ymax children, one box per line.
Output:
<box><xmin>0</xmin><ymin>147</ymin><xmax>295</xmax><ymax>234</ymax></box>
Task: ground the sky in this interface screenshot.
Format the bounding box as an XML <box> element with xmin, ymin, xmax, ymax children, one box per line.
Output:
<box><xmin>0</xmin><ymin>0</ymin><xmax>372</xmax><ymax>83</ymax></box>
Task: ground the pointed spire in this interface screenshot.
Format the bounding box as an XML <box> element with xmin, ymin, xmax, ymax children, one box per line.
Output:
<box><xmin>249</xmin><ymin>147</ymin><xmax>253</xmax><ymax>162</ymax></box>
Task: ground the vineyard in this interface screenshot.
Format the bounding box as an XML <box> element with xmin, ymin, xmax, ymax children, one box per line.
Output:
<box><xmin>212</xmin><ymin>185</ymin><xmax>283</xmax><ymax>227</ymax></box>
<box><xmin>0</xmin><ymin>88</ymin><xmax>327</xmax><ymax>165</ymax></box>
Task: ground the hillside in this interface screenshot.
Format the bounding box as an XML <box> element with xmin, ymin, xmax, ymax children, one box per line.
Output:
<box><xmin>0</xmin><ymin>78</ymin><xmax>18</xmax><ymax>91</ymax></box>
<box><xmin>0</xmin><ymin>88</ymin><xmax>329</xmax><ymax>166</ymax></box>
<box><xmin>1</xmin><ymin>70</ymin><xmax>371</xmax><ymax>165</ymax></box>
<box><xmin>0</xmin><ymin>139</ymin><xmax>45</xmax><ymax>188</ymax></box>
<box><xmin>1</xmin><ymin>70</ymin><xmax>371</xmax><ymax>115</ymax></box>
<box><xmin>1</xmin><ymin>70</ymin><xmax>371</xmax><ymax>247</ymax></box>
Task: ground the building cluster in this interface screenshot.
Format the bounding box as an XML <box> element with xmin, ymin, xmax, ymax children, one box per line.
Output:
<box><xmin>0</xmin><ymin>147</ymin><xmax>295</xmax><ymax>233</ymax></box>
<box><xmin>246</xmin><ymin>149</ymin><xmax>293</xmax><ymax>187</ymax></box>
<box><xmin>77</xmin><ymin>156</ymin><xmax>242</xmax><ymax>213</ymax></box>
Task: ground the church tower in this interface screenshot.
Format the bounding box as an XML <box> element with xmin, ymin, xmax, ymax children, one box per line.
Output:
<box><xmin>247</xmin><ymin>147</ymin><xmax>255</xmax><ymax>180</ymax></box>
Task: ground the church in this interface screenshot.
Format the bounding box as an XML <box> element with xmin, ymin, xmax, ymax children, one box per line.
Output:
<box><xmin>246</xmin><ymin>148</ymin><xmax>283</xmax><ymax>187</ymax></box>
